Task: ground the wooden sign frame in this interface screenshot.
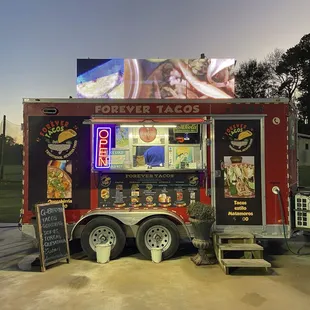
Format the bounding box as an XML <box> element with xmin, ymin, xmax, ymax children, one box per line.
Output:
<box><xmin>35</xmin><ymin>202</ymin><xmax>70</xmax><ymax>272</ymax></box>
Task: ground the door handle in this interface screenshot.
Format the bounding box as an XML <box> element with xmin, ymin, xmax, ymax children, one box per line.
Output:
<box><xmin>220</xmin><ymin>160</ymin><xmax>225</xmax><ymax>171</ymax></box>
<box><xmin>215</xmin><ymin>170</ymin><xmax>222</xmax><ymax>178</ymax></box>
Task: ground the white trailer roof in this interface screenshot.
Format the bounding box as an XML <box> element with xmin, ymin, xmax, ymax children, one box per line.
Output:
<box><xmin>23</xmin><ymin>97</ymin><xmax>289</xmax><ymax>104</ymax></box>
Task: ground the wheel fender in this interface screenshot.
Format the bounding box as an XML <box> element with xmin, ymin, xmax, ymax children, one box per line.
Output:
<box><xmin>69</xmin><ymin>213</ymin><xmax>123</xmax><ymax>241</ymax></box>
<box><xmin>70</xmin><ymin>210</ymin><xmax>191</xmax><ymax>240</ymax></box>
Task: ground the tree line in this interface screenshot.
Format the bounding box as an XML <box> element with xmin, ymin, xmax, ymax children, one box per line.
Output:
<box><xmin>0</xmin><ymin>135</ymin><xmax>22</xmax><ymax>165</ymax></box>
<box><xmin>235</xmin><ymin>33</ymin><xmax>310</xmax><ymax>133</ymax></box>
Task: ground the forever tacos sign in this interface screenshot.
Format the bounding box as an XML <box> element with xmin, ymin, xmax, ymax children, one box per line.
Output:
<box><xmin>37</xmin><ymin>120</ymin><xmax>78</xmax><ymax>159</ymax></box>
<box><xmin>223</xmin><ymin>124</ymin><xmax>254</xmax><ymax>152</ymax></box>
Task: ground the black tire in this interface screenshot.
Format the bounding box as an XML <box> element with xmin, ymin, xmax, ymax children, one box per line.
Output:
<box><xmin>136</xmin><ymin>217</ymin><xmax>180</xmax><ymax>260</ymax></box>
<box><xmin>81</xmin><ymin>217</ymin><xmax>126</xmax><ymax>260</ymax></box>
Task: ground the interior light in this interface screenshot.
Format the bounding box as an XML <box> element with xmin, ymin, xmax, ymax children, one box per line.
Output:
<box><xmin>120</xmin><ymin>124</ymin><xmax>177</xmax><ymax>128</ymax></box>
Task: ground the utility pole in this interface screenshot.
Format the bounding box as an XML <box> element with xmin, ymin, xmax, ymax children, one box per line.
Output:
<box><xmin>0</xmin><ymin>115</ymin><xmax>6</xmax><ymax>181</ymax></box>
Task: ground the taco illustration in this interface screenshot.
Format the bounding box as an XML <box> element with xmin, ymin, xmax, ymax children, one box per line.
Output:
<box><xmin>237</xmin><ymin>130</ymin><xmax>252</xmax><ymax>141</ymax></box>
<box><xmin>58</xmin><ymin>129</ymin><xmax>77</xmax><ymax>143</ymax></box>
<box><xmin>189</xmin><ymin>176</ymin><xmax>199</xmax><ymax>185</ymax></box>
<box><xmin>176</xmin><ymin>146</ymin><xmax>190</xmax><ymax>156</ymax></box>
<box><xmin>101</xmin><ymin>189</ymin><xmax>110</xmax><ymax>199</ymax></box>
<box><xmin>145</xmin><ymin>184</ymin><xmax>153</xmax><ymax>191</ymax></box>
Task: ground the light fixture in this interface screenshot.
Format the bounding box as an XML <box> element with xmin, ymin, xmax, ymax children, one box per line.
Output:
<box><xmin>120</xmin><ymin>124</ymin><xmax>177</xmax><ymax>128</ymax></box>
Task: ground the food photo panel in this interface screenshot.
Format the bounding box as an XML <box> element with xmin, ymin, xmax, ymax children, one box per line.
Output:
<box><xmin>223</xmin><ymin>156</ymin><xmax>255</xmax><ymax>198</ymax></box>
<box><xmin>47</xmin><ymin>160</ymin><xmax>72</xmax><ymax>199</ymax></box>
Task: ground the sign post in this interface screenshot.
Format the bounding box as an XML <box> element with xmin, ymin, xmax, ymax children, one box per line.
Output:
<box><xmin>0</xmin><ymin>115</ymin><xmax>6</xmax><ymax>181</ymax></box>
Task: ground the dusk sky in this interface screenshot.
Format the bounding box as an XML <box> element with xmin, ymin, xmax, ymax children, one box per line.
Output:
<box><xmin>1</xmin><ymin>0</ymin><xmax>310</xmax><ymax>124</ymax></box>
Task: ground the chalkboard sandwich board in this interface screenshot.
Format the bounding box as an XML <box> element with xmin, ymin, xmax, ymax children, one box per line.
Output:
<box><xmin>35</xmin><ymin>202</ymin><xmax>70</xmax><ymax>272</ymax></box>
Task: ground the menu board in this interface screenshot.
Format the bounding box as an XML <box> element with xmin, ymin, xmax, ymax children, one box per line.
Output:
<box><xmin>98</xmin><ymin>172</ymin><xmax>201</xmax><ymax>209</ymax></box>
<box><xmin>35</xmin><ymin>203</ymin><xmax>70</xmax><ymax>272</ymax></box>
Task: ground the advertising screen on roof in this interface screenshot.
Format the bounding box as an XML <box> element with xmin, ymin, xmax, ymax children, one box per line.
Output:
<box><xmin>77</xmin><ymin>58</ymin><xmax>235</xmax><ymax>99</ymax></box>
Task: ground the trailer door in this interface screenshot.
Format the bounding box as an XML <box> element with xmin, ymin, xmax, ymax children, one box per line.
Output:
<box><xmin>211</xmin><ymin>117</ymin><xmax>265</xmax><ymax>227</ymax></box>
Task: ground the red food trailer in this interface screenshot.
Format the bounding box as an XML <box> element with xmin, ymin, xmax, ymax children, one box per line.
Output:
<box><xmin>21</xmin><ymin>97</ymin><xmax>298</xmax><ymax>260</ymax></box>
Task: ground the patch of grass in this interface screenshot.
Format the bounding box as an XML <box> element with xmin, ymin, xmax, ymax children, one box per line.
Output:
<box><xmin>0</xmin><ymin>191</ymin><xmax>22</xmax><ymax>223</ymax></box>
<box><xmin>0</xmin><ymin>186</ymin><xmax>22</xmax><ymax>223</ymax></box>
<box><xmin>0</xmin><ymin>181</ymin><xmax>22</xmax><ymax>191</ymax></box>
<box><xmin>3</xmin><ymin>165</ymin><xmax>22</xmax><ymax>182</ymax></box>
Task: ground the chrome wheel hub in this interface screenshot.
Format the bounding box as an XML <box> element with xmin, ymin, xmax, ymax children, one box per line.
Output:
<box><xmin>144</xmin><ymin>225</ymin><xmax>172</xmax><ymax>251</ymax></box>
<box><xmin>89</xmin><ymin>226</ymin><xmax>117</xmax><ymax>251</ymax></box>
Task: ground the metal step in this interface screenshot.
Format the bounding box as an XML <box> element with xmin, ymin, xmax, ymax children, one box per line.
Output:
<box><xmin>219</xmin><ymin>243</ymin><xmax>263</xmax><ymax>251</ymax></box>
<box><xmin>215</xmin><ymin>232</ymin><xmax>254</xmax><ymax>240</ymax></box>
<box><xmin>221</xmin><ymin>259</ymin><xmax>271</xmax><ymax>268</ymax></box>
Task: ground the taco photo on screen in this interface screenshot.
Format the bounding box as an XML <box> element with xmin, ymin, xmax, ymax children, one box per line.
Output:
<box><xmin>224</xmin><ymin>156</ymin><xmax>255</xmax><ymax>198</ymax></box>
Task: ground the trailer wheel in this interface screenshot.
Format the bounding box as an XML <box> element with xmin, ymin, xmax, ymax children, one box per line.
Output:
<box><xmin>81</xmin><ymin>217</ymin><xmax>126</xmax><ymax>260</ymax></box>
<box><xmin>136</xmin><ymin>217</ymin><xmax>180</xmax><ymax>260</ymax></box>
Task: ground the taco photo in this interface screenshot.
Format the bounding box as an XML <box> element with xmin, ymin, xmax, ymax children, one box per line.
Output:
<box><xmin>47</xmin><ymin>161</ymin><xmax>72</xmax><ymax>199</ymax></box>
<box><xmin>224</xmin><ymin>156</ymin><xmax>255</xmax><ymax>198</ymax></box>
<box><xmin>101</xmin><ymin>188</ymin><xmax>110</xmax><ymax>200</ymax></box>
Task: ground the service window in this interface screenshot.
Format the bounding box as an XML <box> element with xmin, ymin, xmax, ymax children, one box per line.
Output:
<box><xmin>93</xmin><ymin>123</ymin><xmax>205</xmax><ymax>171</ymax></box>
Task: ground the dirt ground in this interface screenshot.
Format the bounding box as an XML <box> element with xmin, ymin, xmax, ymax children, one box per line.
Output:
<box><xmin>1</xmin><ymin>226</ymin><xmax>310</xmax><ymax>310</ymax></box>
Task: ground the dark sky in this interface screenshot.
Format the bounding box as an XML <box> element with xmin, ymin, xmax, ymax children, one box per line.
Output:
<box><xmin>1</xmin><ymin>0</ymin><xmax>310</xmax><ymax>123</ymax></box>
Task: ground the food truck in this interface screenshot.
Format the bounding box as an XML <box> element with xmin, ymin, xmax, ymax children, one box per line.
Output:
<box><xmin>21</xmin><ymin>97</ymin><xmax>298</xmax><ymax>261</ymax></box>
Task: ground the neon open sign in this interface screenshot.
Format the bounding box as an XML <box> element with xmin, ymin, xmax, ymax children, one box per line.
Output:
<box><xmin>94</xmin><ymin>126</ymin><xmax>112</xmax><ymax>170</ymax></box>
